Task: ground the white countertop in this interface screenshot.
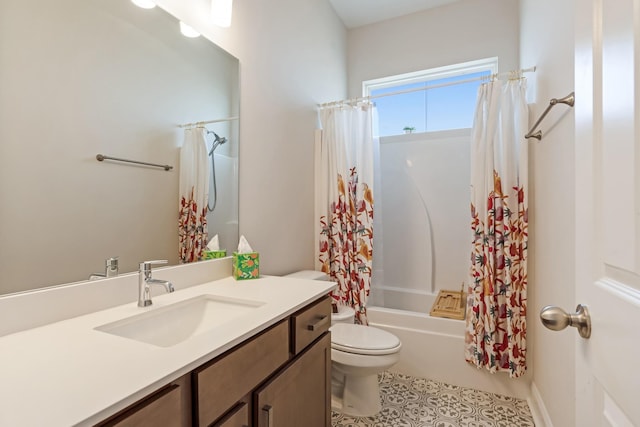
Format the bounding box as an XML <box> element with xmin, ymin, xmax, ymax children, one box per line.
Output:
<box><xmin>0</xmin><ymin>275</ymin><xmax>335</xmax><ymax>426</ymax></box>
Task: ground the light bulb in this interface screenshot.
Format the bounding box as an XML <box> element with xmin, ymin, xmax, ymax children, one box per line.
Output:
<box><xmin>211</xmin><ymin>0</ymin><xmax>232</xmax><ymax>28</ymax></box>
<box><xmin>179</xmin><ymin>21</ymin><xmax>201</xmax><ymax>38</ymax></box>
<box><xmin>131</xmin><ymin>0</ymin><xmax>156</xmax><ymax>9</ymax></box>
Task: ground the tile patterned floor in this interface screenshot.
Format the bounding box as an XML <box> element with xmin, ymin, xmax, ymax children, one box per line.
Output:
<box><xmin>331</xmin><ymin>371</ymin><xmax>535</xmax><ymax>427</ymax></box>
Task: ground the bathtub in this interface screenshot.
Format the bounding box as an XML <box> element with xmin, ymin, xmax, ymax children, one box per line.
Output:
<box><xmin>367</xmin><ymin>304</ymin><xmax>531</xmax><ymax>399</ymax></box>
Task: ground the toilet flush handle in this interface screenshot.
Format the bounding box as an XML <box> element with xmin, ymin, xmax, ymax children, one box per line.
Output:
<box><xmin>307</xmin><ymin>315</ymin><xmax>329</xmax><ymax>331</ymax></box>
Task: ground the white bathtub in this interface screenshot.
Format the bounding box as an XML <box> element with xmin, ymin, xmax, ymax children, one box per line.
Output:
<box><xmin>367</xmin><ymin>305</ymin><xmax>531</xmax><ymax>399</ymax></box>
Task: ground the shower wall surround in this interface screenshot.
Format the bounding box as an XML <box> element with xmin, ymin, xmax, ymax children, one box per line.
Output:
<box><xmin>371</xmin><ymin>130</ymin><xmax>471</xmax><ymax>311</ymax></box>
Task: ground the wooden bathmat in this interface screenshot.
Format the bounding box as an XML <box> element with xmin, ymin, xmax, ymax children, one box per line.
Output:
<box><xmin>429</xmin><ymin>290</ymin><xmax>466</xmax><ymax>320</ymax></box>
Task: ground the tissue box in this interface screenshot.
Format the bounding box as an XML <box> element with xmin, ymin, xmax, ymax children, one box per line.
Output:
<box><xmin>232</xmin><ymin>252</ymin><xmax>260</xmax><ymax>280</ymax></box>
<box><xmin>202</xmin><ymin>250</ymin><xmax>227</xmax><ymax>260</ymax></box>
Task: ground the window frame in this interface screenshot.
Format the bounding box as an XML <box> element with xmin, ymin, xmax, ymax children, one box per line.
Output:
<box><xmin>362</xmin><ymin>57</ymin><xmax>499</xmax><ymax>135</ymax></box>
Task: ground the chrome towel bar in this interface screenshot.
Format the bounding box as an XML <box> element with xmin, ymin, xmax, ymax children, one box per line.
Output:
<box><xmin>96</xmin><ymin>154</ymin><xmax>173</xmax><ymax>171</ymax></box>
<box><xmin>525</xmin><ymin>92</ymin><xmax>575</xmax><ymax>140</ymax></box>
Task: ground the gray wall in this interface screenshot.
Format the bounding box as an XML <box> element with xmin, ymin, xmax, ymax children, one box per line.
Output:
<box><xmin>347</xmin><ymin>0</ymin><xmax>520</xmax><ymax>98</ymax></box>
<box><xmin>520</xmin><ymin>0</ymin><xmax>576</xmax><ymax>425</ymax></box>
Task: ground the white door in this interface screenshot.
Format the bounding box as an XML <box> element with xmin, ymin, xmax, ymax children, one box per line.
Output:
<box><xmin>574</xmin><ymin>0</ymin><xmax>640</xmax><ymax>425</ymax></box>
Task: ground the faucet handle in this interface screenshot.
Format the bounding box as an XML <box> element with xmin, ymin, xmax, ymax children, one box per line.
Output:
<box><xmin>106</xmin><ymin>256</ymin><xmax>119</xmax><ymax>268</ymax></box>
<box><xmin>139</xmin><ymin>259</ymin><xmax>168</xmax><ymax>271</ymax></box>
<box><xmin>105</xmin><ymin>256</ymin><xmax>119</xmax><ymax>277</ymax></box>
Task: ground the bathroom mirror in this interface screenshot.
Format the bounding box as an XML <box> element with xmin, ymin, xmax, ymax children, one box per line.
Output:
<box><xmin>0</xmin><ymin>0</ymin><xmax>239</xmax><ymax>295</ymax></box>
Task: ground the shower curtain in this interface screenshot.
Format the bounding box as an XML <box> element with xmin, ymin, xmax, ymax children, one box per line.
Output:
<box><xmin>465</xmin><ymin>79</ymin><xmax>528</xmax><ymax>378</ymax></box>
<box><xmin>316</xmin><ymin>102</ymin><xmax>376</xmax><ymax>325</ymax></box>
<box><xmin>178</xmin><ymin>128</ymin><xmax>210</xmax><ymax>263</ymax></box>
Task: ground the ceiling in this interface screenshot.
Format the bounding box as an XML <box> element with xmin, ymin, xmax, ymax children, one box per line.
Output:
<box><xmin>328</xmin><ymin>0</ymin><xmax>462</xmax><ymax>29</ymax></box>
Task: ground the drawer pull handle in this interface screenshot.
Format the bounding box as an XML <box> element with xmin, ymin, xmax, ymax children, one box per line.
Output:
<box><xmin>262</xmin><ymin>404</ymin><xmax>273</xmax><ymax>427</ymax></box>
<box><xmin>307</xmin><ymin>315</ymin><xmax>329</xmax><ymax>331</ymax></box>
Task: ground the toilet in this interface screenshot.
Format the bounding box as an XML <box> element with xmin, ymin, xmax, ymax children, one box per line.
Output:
<box><xmin>285</xmin><ymin>270</ymin><xmax>402</xmax><ymax>417</ymax></box>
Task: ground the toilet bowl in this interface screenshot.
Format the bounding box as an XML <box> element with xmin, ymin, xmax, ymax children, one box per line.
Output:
<box><xmin>330</xmin><ymin>322</ymin><xmax>401</xmax><ymax>416</ymax></box>
<box><xmin>284</xmin><ymin>270</ymin><xmax>402</xmax><ymax>417</ymax></box>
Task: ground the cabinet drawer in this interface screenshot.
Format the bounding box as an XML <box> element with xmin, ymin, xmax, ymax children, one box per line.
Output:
<box><xmin>290</xmin><ymin>296</ymin><xmax>331</xmax><ymax>354</ymax></box>
<box><xmin>99</xmin><ymin>383</ymin><xmax>183</xmax><ymax>427</ymax></box>
<box><xmin>193</xmin><ymin>320</ymin><xmax>289</xmax><ymax>426</ymax></box>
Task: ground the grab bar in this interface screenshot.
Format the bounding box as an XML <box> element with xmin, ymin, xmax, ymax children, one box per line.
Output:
<box><xmin>96</xmin><ymin>154</ymin><xmax>173</xmax><ymax>171</ymax></box>
<box><xmin>525</xmin><ymin>92</ymin><xmax>575</xmax><ymax>140</ymax></box>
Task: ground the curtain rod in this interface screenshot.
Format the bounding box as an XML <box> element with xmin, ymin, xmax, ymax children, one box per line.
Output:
<box><xmin>178</xmin><ymin>116</ymin><xmax>239</xmax><ymax>128</ymax></box>
<box><xmin>318</xmin><ymin>66</ymin><xmax>537</xmax><ymax>108</ymax></box>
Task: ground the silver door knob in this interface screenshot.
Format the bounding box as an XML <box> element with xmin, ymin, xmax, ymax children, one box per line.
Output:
<box><xmin>540</xmin><ymin>304</ymin><xmax>591</xmax><ymax>339</ymax></box>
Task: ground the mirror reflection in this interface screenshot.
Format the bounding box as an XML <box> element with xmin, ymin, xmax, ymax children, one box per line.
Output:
<box><xmin>0</xmin><ymin>0</ymin><xmax>240</xmax><ymax>295</ymax></box>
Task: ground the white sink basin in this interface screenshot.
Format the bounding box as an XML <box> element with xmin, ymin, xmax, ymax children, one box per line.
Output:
<box><xmin>95</xmin><ymin>295</ymin><xmax>265</xmax><ymax>347</ymax></box>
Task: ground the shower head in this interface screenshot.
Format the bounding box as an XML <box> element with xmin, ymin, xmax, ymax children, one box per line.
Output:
<box><xmin>213</xmin><ymin>131</ymin><xmax>227</xmax><ymax>146</ymax></box>
<box><xmin>207</xmin><ymin>131</ymin><xmax>227</xmax><ymax>154</ymax></box>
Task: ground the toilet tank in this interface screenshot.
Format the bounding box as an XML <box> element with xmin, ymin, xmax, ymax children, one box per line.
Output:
<box><xmin>332</xmin><ymin>305</ymin><xmax>355</xmax><ymax>325</ymax></box>
<box><xmin>284</xmin><ymin>270</ymin><xmax>355</xmax><ymax>325</ymax></box>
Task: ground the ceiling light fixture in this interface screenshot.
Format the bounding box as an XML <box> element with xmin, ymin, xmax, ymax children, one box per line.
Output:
<box><xmin>211</xmin><ymin>0</ymin><xmax>233</xmax><ymax>28</ymax></box>
<box><xmin>131</xmin><ymin>0</ymin><xmax>156</xmax><ymax>9</ymax></box>
<box><xmin>179</xmin><ymin>21</ymin><xmax>201</xmax><ymax>38</ymax></box>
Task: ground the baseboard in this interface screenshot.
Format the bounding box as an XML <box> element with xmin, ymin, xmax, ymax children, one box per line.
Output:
<box><xmin>528</xmin><ymin>382</ymin><xmax>553</xmax><ymax>427</ymax></box>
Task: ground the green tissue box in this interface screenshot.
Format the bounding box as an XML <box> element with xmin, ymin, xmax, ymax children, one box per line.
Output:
<box><xmin>232</xmin><ymin>252</ymin><xmax>259</xmax><ymax>280</ymax></box>
<box><xmin>202</xmin><ymin>250</ymin><xmax>227</xmax><ymax>260</ymax></box>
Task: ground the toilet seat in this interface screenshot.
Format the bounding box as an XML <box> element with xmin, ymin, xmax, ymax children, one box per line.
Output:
<box><xmin>330</xmin><ymin>323</ymin><xmax>401</xmax><ymax>356</ymax></box>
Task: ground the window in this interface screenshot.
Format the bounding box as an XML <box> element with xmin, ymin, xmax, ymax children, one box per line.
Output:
<box><xmin>363</xmin><ymin>58</ymin><xmax>497</xmax><ymax>137</ymax></box>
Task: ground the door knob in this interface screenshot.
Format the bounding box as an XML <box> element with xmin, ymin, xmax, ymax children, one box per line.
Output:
<box><xmin>540</xmin><ymin>304</ymin><xmax>591</xmax><ymax>339</ymax></box>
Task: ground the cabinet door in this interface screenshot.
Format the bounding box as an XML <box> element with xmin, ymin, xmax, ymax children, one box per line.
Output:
<box><xmin>212</xmin><ymin>399</ymin><xmax>250</xmax><ymax>427</ymax></box>
<box><xmin>255</xmin><ymin>333</ymin><xmax>331</xmax><ymax>427</ymax></box>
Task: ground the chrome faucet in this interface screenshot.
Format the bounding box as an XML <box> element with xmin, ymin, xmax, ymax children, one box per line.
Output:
<box><xmin>138</xmin><ymin>260</ymin><xmax>174</xmax><ymax>307</ymax></box>
<box><xmin>89</xmin><ymin>256</ymin><xmax>119</xmax><ymax>280</ymax></box>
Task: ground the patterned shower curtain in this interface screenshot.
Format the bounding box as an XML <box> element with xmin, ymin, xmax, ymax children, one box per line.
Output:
<box><xmin>178</xmin><ymin>128</ymin><xmax>210</xmax><ymax>263</ymax></box>
<box><xmin>316</xmin><ymin>102</ymin><xmax>376</xmax><ymax>325</ymax></box>
<box><xmin>465</xmin><ymin>79</ymin><xmax>528</xmax><ymax>378</ymax></box>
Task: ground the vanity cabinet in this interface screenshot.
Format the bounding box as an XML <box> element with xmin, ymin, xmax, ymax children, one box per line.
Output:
<box><xmin>94</xmin><ymin>295</ymin><xmax>331</xmax><ymax>427</ymax></box>
<box><xmin>255</xmin><ymin>333</ymin><xmax>331</xmax><ymax>427</ymax></box>
<box><xmin>193</xmin><ymin>320</ymin><xmax>290</xmax><ymax>426</ymax></box>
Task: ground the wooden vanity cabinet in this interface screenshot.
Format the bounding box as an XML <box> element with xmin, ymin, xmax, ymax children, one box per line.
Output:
<box><xmin>193</xmin><ymin>320</ymin><xmax>290</xmax><ymax>426</ymax></box>
<box><xmin>94</xmin><ymin>295</ymin><xmax>331</xmax><ymax>427</ymax></box>
<box><xmin>197</xmin><ymin>295</ymin><xmax>332</xmax><ymax>427</ymax></box>
<box><xmin>253</xmin><ymin>295</ymin><xmax>332</xmax><ymax>427</ymax></box>
<box><xmin>255</xmin><ymin>332</ymin><xmax>331</xmax><ymax>427</ymax></box>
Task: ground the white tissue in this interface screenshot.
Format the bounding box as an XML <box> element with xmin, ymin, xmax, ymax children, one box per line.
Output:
<box><xmin>237</xmin><ymin>235</ymin><xmax>254</xmax><ymax>253</ymax></box>
<box><xmin>206</xmin><ymin>234</ymin><xmax>220</xmax><ymax>251</ymax></box>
